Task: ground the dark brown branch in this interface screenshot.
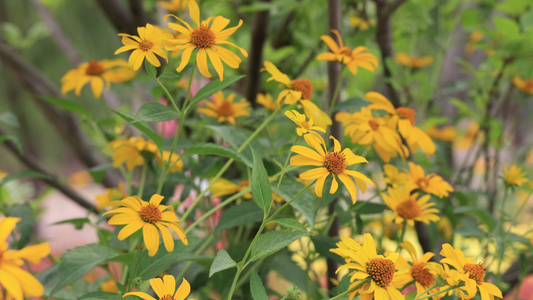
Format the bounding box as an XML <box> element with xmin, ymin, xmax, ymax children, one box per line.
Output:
<box><xmin>0</xmin><ymin>129</ymin><xmax>99</xmax><ymax>213</ymax></box>
<box><xmin>0</xmin><ymin>41</ymin><xmax>121</xmax><ymax>188</ymax></box>
<box><xmin>95</xmin><ymin>0</ymin><xmax>136</xmax><ymax>35</ymax></box>
<box><xmin>245</xmin><ymin>0</ymin><xmax>271</xmax><ymax>108</ymax></box>
<box><xmin>271</xmin><ymin>10</ymin><xmax>297</xmax><ymax>49</ymax></box>
<box><xmin>294</xmin><ymin>41</ymin><xmax>320</xmax><ymax>79</ymax></box>
<box><xmin>128</xmin><ymin>0</ymin><xmax>152</xmax><ymax>27</ymax></box>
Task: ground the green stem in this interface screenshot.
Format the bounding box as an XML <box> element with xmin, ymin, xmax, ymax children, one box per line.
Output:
<box><xmin>175</xmin><ymin>235</ymin><xmax>214</xmax><ymax>280</ymax></box>
<box><xmin>328</xmin><ymin>278</ymin><xmax>369</xmax><ymax>300</ymax></box>
<box><xmin>138</xmin><ymin>163</ymin><xmax>148</xmax><ymax>199</ymax></box>
<box><xmin>413</xmin><ymin>284</ymin><xmax>463</xmax><ymax>300</ymax></box>
<box><xmin>266</xmin><ymin>180</ymin><xmax>316</xmax><ymax>222</ymax></box>
<box><xmin>155</xmin><ymin>77</ymin><xmax>181</xmax><ymax>114</ymax></box>
<box><xmin>396</xmin><ymin>220</ymin><xmax>407</xmax><ymax>252</ymax></box>
<box><xmin>181</xmin><ymin>110</ymin><xmax>281</xmax><ymax>222</ymax></box>
<box><xmin>125</xmin><ymin>237</ymin><xmax>143</xmax><ymax>291</ymax></box>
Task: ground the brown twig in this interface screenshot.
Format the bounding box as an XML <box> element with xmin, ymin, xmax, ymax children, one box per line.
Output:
<box><xmin>128</xmin><ymin>0</ymin><xmax>153</xmax><ymax>28</ymax></box>
<box><xmin>95</xmin><ymin>0</ymin><xmax>136</xmax><ymax>35</ymax></box>
<box><xmin>271</xmin><ymin>10</ymin><xmax>297</xmax><ymax>49</ymax></box>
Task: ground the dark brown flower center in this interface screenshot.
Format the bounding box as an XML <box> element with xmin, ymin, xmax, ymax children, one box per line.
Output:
<box><xmin>396</xmin><ymin>198</ymin><xmax>421</xmax><ymax>220</ymax></box>
<box><xmin>139</xmin><ymin>40</ymin><xmax>154</xmax><ymax>51</ymax></box>
<box><xmin>340</xmin><ymin>46</ymin><xmax>352</xmax><ymax>56</ymax></box>
<box><xmin>160</xmin><ymin>295</ymin><xmax>175</xmax><ymax>300</ymax></box>
<box><xmin>324</xmin><ymin>152</ymin><xmax>347</xmax><ymax>174</ymax></box>
<box><xmin>191</xmin><ymin>26</ymin><xmax>216</xmax><ymax>48</ymax></box>
<box><xmin>411</xmin><ymin>262</ymin><xmax>434</xmax><ymax>286</ymax></box>
<box><xmin>464</xmin><ymin>263</ymin><xmax>486</xmax><ymax>284</ymax></box>
<box><xmin>367</xmin><ymin>258</ymin><xmax>395</xmax><ymax>287</ymax></box>
<box><xmin>85</xmin><ymin>59</ymin><xmax>105</xmax><ymax>76</ymax></box>
<box><xmin>369</xmin><ymin>119</ymin><xmax>380</xmax><ymax>131</ymax></box>
<box><xmin>139</xmin><ymin>204</ymin><xmax>162</xmax><ymax>224</ymax></box>
<box><xmin>290</xmin><ymin>79</ymin><xmax>313</xmax><ymax>100</ymax></box>
<box><xmin>396</xmin><ymin>107</ymin><xmax>416</xmax><ymax>125</ymax></box>
<box><xmin>217</xmin><ymin>101</ymin><xmax>235</xmax><ymax>117</ymax></box>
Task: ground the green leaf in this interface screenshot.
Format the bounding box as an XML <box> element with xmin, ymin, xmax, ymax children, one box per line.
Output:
<box><xmin>206</xmin><ymin>125</ymin><xmax>264</xmax><ymax>162</ymax></box>
<box><xmin>144</xmin><ymin>59</ymin><xmax>157</xmax><ymax>78</ymax></box>
<box><xmin>159</xmin><ymin>72</ymin><xmax>181</xmax><ymax>79</ymax></box>
<box><xmin>189</xmin><ymin>75</ymin><xmax>245</xmax><ymax>107</ymax></box>
<box><xmin>0</xmin><ymin>134</ymin><xmax>23</xmax><ymax>153</ymax></box>
<box><xmin>250</xmin><ymin>231</ymin><xmax>310</xmax><ymax>262</ymax></box>
<box><xmin>250</xmin><ymin>270</ymin><xmax>268</xmax><ymax>300</ymax></box>
<box><xmin>494</xmin><ymin>16</ymin><xmax>520</xmax><ymax>39</ymax></box>
<box><xmin>112</xmin><ymin>109</ymin><xmax>163</xmax><ymax>148</ymax></box>
<box><xmin>41</xmin><ymin>97</ymin><xmax>88</xmax><ymax>117</ymax></box>
<box><xmin>86</xmin><ymin>164</ymin><xmax>113</xmax><ymax>183</ymax></box>
<box><xmin>310</xmin><ymin>235</ymin><xmax>345</xmax><ymax>264</ymax></box>
<box><xmin>460</xmin><ymin>9</ymin><xmax>479</xmax><ymax>30</ymax></box>
<box><xmin>215</xmin><ymin>201</ymin><xmax>263</xmax><ymax>234</ymax></box>
<box><xmin>53</xmin><ymin>218</ymin><xmax>91</xmax><ymax>230</ymax></box>
<box><xmin>78</xmin><ymin>291</ymin><xmax>137</xmax><ymax>300</ymax></box>
<box><xmin>351</xmin><ymin>201</ymin><xmax>387</xmax><ymax>214</ymax></box>
<box><xmin>0</xmin><ymin>112</ymin><xmax>19</xmax><ymax>127</ymax></box>
<box><xmin>0</xmin><ymin>170</ymin><xmax>48</xmax><ymax>187</ymax></box>
<box><xmin>181</xmin><ymin>143</ymin><xmax>253</xmax><ymax>168</ymax></box>
<box><xmin>251</xmin><ymin>149</ymin><xmax>272</xmax><ymax>213</ymax></box>
<box><xmin>453</xmin><ymin>206</ymin><xmax>496</xmax><ymax>231</ymax></box>
<box><xmin>270</xmin><ymin>218</ymin><xmax>307</xmax><ymax>232</ymax></box>
<box><xmin>209</xmin><ymin>249</ymin><xmax>237</xmax><ymax>277</ymax></box>
<box><xmin>136</xmin><ymin>102</ymin><xmax>180</xmax><ymax>122</ymax></box>
<box><xmin>520</xmin><ymin>10</ymin><xmax>533</xmax><ymax>32</ymax></box>
<box><xmin>50</xmin><ymin>244</ymin><xmax>119</xmax><ymax>296</ymax></box>
<box><xmin>280</xmin><ymin>285</ymin><xmax>301</xmax><ymax>300</ymax></box>
<box><xmin>6</xmin><ymin>204</ymin><xmax>35</xmax><ymax>249</ymax></box>
<box><xmin>405</xmin><ymin>291</ymin><xmax>417</xmax><ymax>300</ymax></box>
<box><xmin>275</xmin><ymin>177</ymin><xmax>316</xmax><ymax>229</ymax></box>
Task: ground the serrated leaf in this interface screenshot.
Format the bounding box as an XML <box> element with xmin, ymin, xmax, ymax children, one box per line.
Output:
<box><xmin>209</xmin><ymin>249</ymin><xmax>237</xmax><ymax>277</ymax></box>
<box><xmin>190</xmin><ymin>75</ymin><xmax>245</xmax><ymax>107</ymax></box>
<box><xmin>215</xmin><ymin>201</ymin><xmax>263</xmax><ymax>234</ymax></box>
<box><xmin>181</xmin><ymin>143</ymin><xmax>252</xmax><ymax>167</ymax></box>
<box><xmin>41</xmin><ymin>97</ymin><xmax>88</xmax><ymax>117</ymax></box>
<box><xmin>250</xmin><ymin>231</ymin><xmax>310</xmax><ymax>262</ymax></box>
<box><xmin>136</xmin><ymin>102</ymin><xmax>180</xmax><ymax>122</ymax></box>
<box><xmin>0</xmin><ymin>112</ymin><xmax>19</xmax><ymax>127</ymax></box>
<box><xmin>275</xmin><ymin>177</ymin><xmax>315</xmax><ymax>229</ymax></box>
<box><xmin>53</xmin><ymin>218</ymin><xmax>91</xmax><ymax>230</ymax></box>
<box><xmin>271</xmin><ymin>219</ymin><xmax>307</xmax><ymax>232</ymax></box>
<box><xmin>50</xmin><ymin>244</ymin><xmax>119</xmax><ymax>296</ymax></box>
<box><xmin>250</xmin><ymin>270</ymin><xmax>268</xmax><ymax>300</ymax></box>
<box><xmin>112</xmin><ymin>109</ymin><xmax>163</xmax><ymax>148</ymax></box>
<box><xmin>252</xmin><ymin>149</ymin><xmax>272</xmax><ymax>213</ymax></box>
<box><xmin>0</xmin><ymin>170</ymin><xmax>48</xmax><ymax>187</ymax></box>
<box><xmin>6</xmin><ymin>204</ymin><xmax>35</xmax><ymax>249</ymax></box>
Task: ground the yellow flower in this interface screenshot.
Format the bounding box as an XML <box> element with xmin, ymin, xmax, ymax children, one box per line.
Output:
<box><xmin>349</xmin><ymin>15</ymin><xmax>373</xmax><ymax>30</ymax></box>
<box><xmin>290</xmin><ymin>134</ymin><xmax>373</xmax><ymax>204</ymax></box>
<box><xmin>156</xmin><ymin>151</ymin><xmax>184</xmax><ymax>174</ymax></box>
<box><xmin>407</xmin><ymin>162</ymin><xmax>454</xmax><ymax>198</ymax></box>
<box><xmin>100</xmin><ymin>278</ymin><xmax>118</xmax><ymax>292</ymax></box>
<box><xmin>96</xmin><ymin>182</ymin><xmax>127</xmax><ymax>210</ymax></box>
<box><xmin>425</xmin><ymin>125</ymin><xmax>457</xmax><ymax>142</ymax></box>
<box><xmin>284</xmin><ymin>110</ymin><xmax>326</xmax><ymax>137</ymax></box>
<box><xmin>104</xmin><ymin>194</ymin><xmax>188</xmax><ymax>256</ymax></box>
<box><xmin>166</xmin><ymin>0</ymin><xmax>247</xmax><ymax>80</ymax></box>
<box><xmin>440</xmin><ymin>244</ymin><xmax>502</xmax><ymax>300</ymax></box>
<box><xmin>0</xmin><ymin>217</ymin><xmax>51</xmax><ymax>300</ymax></box>
<box><xmin>61</xmin><ymin>59</ymin><xmax>135</xmax><ymax>98</ymax></box>
<box><xmin>256</xmin><ymin>93</ymin><xmax>279</xmax><ymax>111</ymax></box>
<box><xmin>381</xmin><ymin>187</ymin><xmax>440</xmax><ymax>226</ymax></box>
<box><xmin>197</xmin><ymin>91</ymin><xmax>250</xmax><ymax>124</ymax></box>
<box><xmin>115</xmin><ymin>23</ymin><xmax>175</xmax><ymax>71</ymax></box>
<box><xmin>316</xmin><ymin>30</ymin><xmax>379</xmax><ymax>76</ymax></box>
<box><xmin>513</xmin><ymin>77</ymin><xmax>533</xmax><ymax>94</ymax></box>
<box><xmin>395</xmin><ymin>52</ymin><xmax>433</xmax><ymax>69</ymax></box>
<box><xmin>208</xmin><ymin>178</ymin><xmax>283</xmax><ymax>203</ymax></box>
<box><xmin>124</xmin><ymin>275</ymin><xmax>194</xmax><ymax>300</ymax></box>
<box><xmin>262</xmin><ymin>61</ymin><xmax>332</xmax><ymax>129</ymax></box>
<box><xmin>503</xmin><ymin>164</ymin><xmax>528</xmax><ymax>187</ymax></box>
<box><xmin>331</xmin><ymin>233</ymin><xmax>406</xmax><ymax>300</ymax></box>
<box><xmin>382</xmin><ymin>164</ymin><xmax>409</xmax><ymax>188</ymax></box>
<box><xmin>157</xmin><ymin>0</ymin><xmax>191</xmax><ymax>12</ymax></box>
<box><xmin>454</xmin><ymin>122</ymin><xmax>480</xmax><ymax>150</ymax></box>
<box><xmin>109</xmin><ymin>137</ymin><xmax>159</xmax><ymax>170</ymax></box>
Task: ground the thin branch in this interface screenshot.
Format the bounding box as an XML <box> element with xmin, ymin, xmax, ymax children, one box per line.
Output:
<box><xmin>128</xmin><ymin>0</ymin><xmax>153</xmax><ymax>27</ymax></box>
<box><xmin>95</xmin><ymin>0</ymin><xmax>136</xmax><ymax>35</ymax></box>
<box><xmin>271</xmin><ymin>10</ymin><xmax>297</xmax><ymax>49</ymax></box>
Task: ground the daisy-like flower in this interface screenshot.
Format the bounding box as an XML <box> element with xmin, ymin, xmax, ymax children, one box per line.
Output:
<box><xmin>290</xmin><ymin>134</ymin><xmax>373</xmax><ymax>204</ymax></box>
<box><xmin>104</xmin><ymin>194</ymin><xmax>188</xmax><ymax>256</ymax></box>
<box><xmin>156</xmin><ymin>151</ymin><xmax>184</xmax><ymax>174</ymax></box>
<box><xmin>425</xmin><ymin>125</ymin><xmax>457</xmax><ymax>142</ymax></box>
<box><xmin>382</xmin><ymin>164</ymin><xmax>409</xmax><ymax>188</ymax></box>
<box><xmin>440</xmin><ymin>244</ymin><xmax>502</xmax><ymax>300</ymax></box>
<box><xmin>331</xmin><ymin>233</ymin><xmax>406</xmax><ymax>300</ymax></box>
<box><xmin>0</xmin><ymin>217</ymin><xmax>51</xmax><ymax>300</ymax></box>
<box><xmin>513</xmin><ymin>77</ymin><xmax>533</xmax><ymax>94</ymax></box>
<box><xmin>157</xmin><ymin>0</ymin><xmax>191</xmax><ymax>12</ymax></box>
<box><xmin>284</xmin><ymin>110</ymin><xmax>325</xmax><ymax>137</ymax></box>
<box><xmin>349</xmin><ymin>15</ymin><xmax>373</xmax><ymax>31</ymax></box>
<box><xmin>407</xmin><ymin>162</ymin><xmax>454</xmax><ymax>198</ymax></box>
<box><xmin>197</xmin><ymin>91</ymin><xmax>250</xmax><ymax>125</ymax></box>
<box><xmin>503</xmin><ymin>164</ymin><xmax>528</xmax><ymax>187</ymax></box>
<box><xmin>61</xmin><ymin>59</ymin><xmax>135</xmax><ymax>98</ymax></box>
<box><xmin>208</xmin><ymin>178</ymin><xmax>284</xmax><ymax>203</ymax></box>
<box><xmin>166</xmin><ymin>0</ymin><xmax>247</xmax><ymax>80</ymax></box>
<box><xmin>262</xmin><ymin>61</ymin><xmax>331</xmax><ymax>129</ymax></box>
<box><xmin>382</xmin><ymin>187</ymin><xmax>440</xmax><ymax>226</ymax></box>
<box><xmin>395</xmin><ymin>52</ymin><xmax>433</xmax><ymax>69</ymax></box>
<box><xmin>108</xmin><ymin>137</ymin><xmax>159</xmax><ymax>171</ymax></box>
<box><xmin>124</xmin><ymin>275</ymin><xmax>194</xmax><ymax>300</ymax></box>
<box><xmin>96</xmin><ymin>182</ymin><xmax>127</xmax><ymax>210</ymax></box>
<box><xmin>316</xmin><ymin>30</ymin><xmax>379</xmax><ymax>76</ymax></box>
<box><xmin>115</xmin><ymin>23</ymin><xmax>175</xmax><ymax>71</ymax></box>
<box><xmin>256</xmin><ymin>93</ymin><xmax>279</xmax><ymax>111</ymax></box>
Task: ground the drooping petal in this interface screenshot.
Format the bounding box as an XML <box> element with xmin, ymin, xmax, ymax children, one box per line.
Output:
<box><xmin>143</xmin><ymin>224</ymin><xmax>160</xmax><ymax>256</ymax></box>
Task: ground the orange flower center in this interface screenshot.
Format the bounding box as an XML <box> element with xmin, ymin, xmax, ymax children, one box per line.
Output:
<box><xmin>523</xmin><ymin>80</ymin><xmax>533</xmax><ymax>91</ymax></box>
<box><xmin>369</xmin><ymin>119</ymin><xmax>380</xmax><ymax>130</ymax></box>
<box><xmin>217</xmin><ymin>100</ymin><xmax>235</xmax><ymax>117</ymax></box>
<box><xmin>139</xmin><ymin>40</ymin><xmax>154</xmax><ymax>51</ymax></box>
<box><xmin>396</xmin><ymin>107</ymin><xmax>416</xmax><ymax>125</ymax></box>
<box><xmin>301</xmin><ymin>120</ymin><xmax>311</xmax><ymax>130</ymax></box>
<box><xmin>416</xmin><ymin>177</ymin><xmax>429</xmax><ymax>190</ymax></box>
<box><xmin>396</xmin><ymin>198</ymin><xmax>421</xmax><ymax>220</ymax></box>
<box><xmin>367</xmin><ymin>258</ymin><xmax>395</xmax><ymax>287</ymax></box>
<box><xmin>191</xmin><ymin>26</ymin><xmax>216</xmax><ymax>48</ymax></box>
<box><xmin>290</xmin><ymin>79</ymin><xmax>313</xmax><ymax>100</ymax></box>
<box><xmin>138</xmin><ymin>204</ymin><xmax>162</xmax><ymax>224</ymax></box>
<box><xmin>464</xmin><ymin>263</ymin><xmax>486</xmax><ymax>284</ymax></box>
<box><xmin>339</xmin><ymin>46</ymin><xmax>352</xmax><ymax>59</ymax></box>
<box><xmin>323</xmin><ymin>152</ymin><xmax>347</xmax><ymax>174</ymax></box>
<box><xmin>85</xmin><ymin>59</ymin><xmax>105</xmax><ymax>76</ymax></box>
<box><xmin>411</xmin><ymin>262</ymin><xmax>434</xmax><ymax>286</ymax></box>
<box><xmin>160</xmin><ymin>295</ymin><xmax>175</xmax><ymax>300</ymax></box>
